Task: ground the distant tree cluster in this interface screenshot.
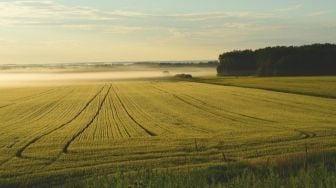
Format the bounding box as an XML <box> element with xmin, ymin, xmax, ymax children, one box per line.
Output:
<box><xmin>217</xmin><ymin>44</ymin><xmax>336</xmax><ymax>76</ymax></box>
<box><xmin>137</xmin><ymin>61</ymin><xmax>218</xmax><ymax>67</ymax></box>
<box><xmin>174</xmin><ymin>73</ymin><xmax>193</xmax><ymax>79</ymax></box>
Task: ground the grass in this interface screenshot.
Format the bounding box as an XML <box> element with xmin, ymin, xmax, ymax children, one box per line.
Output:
<box><xmin>192</xmin><ymin>76</ymin><xmax>336</xmax><ymax>98</ymax></box>
<box><xmin>59</xmin><ymin>152</ymin><xmax>336</xmax><ymax>188</ymax></box>
<box><xmin>0</xmin><ymin>76</ymin><xmax>335</xmax><ymax>187</ymax></box>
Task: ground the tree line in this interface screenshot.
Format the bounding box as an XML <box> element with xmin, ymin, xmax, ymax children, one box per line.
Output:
<box><xmin>137</xmin><ymin>61</ymin><xmax>218</xmax><ymax>67</ymax></box>
<box><xmin>217</xmin><ymin>44</ymin><xmax>336</xmax><ymax>76</ymax></box>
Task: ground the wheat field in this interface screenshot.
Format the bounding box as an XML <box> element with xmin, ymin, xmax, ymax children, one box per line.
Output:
<box><xmin>0</xmin><ymin>79</ymin><xmax>335</xmax><ymax>186</ymax></box>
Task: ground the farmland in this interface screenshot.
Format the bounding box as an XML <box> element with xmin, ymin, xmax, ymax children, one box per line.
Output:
<box><xmin>193</xmin><ymin>76</ymin><xmax>336</xmax><ymax>98</ymax></box>
<box><xmin>0</xmin><ymin>76</ymin><xmax>335</xmax><ymax>186</ymax></box>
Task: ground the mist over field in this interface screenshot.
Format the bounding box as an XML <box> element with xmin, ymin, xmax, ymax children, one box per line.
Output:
<box><xmin>0</xmin><ymin>66</ymin><xmax>215</xmax><ymax>87</ymax></box>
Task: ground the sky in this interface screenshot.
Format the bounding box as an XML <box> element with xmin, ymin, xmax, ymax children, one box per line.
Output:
<box><xmin>0</xmin><ymin>0</ymin><xmax>335</xmax><ymax>64</ymax></box>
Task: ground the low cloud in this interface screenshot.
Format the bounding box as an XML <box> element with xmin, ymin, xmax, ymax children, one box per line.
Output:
<box><xmin>308</xmin><ymin>10</ymin><xmax>330</xmax><ymax>17</ymax></box>
<box><xmin>105</xmin><ymin>26</ymin><xmax>146</xmax><ymax>34</ymax></box>
<box><xmin>0</xmin><ymin>0</ymin><xmax>148</xmax><ymax>26</ymax></box>
<box><xmin>277</xmin><ymin>4</ymin><xmax>302</xmax><ymax>12</ymax></box>
<box><xmin>170</xmin><ymin>11</ymin><xmax>272</xmax><ymax>21</ymax></box>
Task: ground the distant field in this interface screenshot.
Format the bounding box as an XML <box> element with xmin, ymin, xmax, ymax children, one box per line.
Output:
<box><xmin>193</xmin><ymin>76</ymin><xmax>336</xmax><ymax>98</ymax></box>
<box><xmin>0</xmin><ymin>77</ymin><xmax>335</xmax><ymax>186</ymax></box>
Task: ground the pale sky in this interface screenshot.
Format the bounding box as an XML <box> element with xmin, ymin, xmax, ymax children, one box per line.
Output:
<box><xmin>0</xmin><ymin>0</ymin><xmax>335</xmax><ymax>64</ymax></box>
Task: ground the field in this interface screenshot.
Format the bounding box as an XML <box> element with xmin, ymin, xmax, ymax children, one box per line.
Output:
<box><xmin>0</xmin><ymin>76</ymin><xmax>335</xmax><ymax>187</ymax></box>
<box><xmin>194</xmin><ymin>76</ymin><xmax>336</xmax><ymax>98</ymax></box>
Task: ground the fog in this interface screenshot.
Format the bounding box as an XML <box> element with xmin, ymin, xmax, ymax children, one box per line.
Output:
<box><xmin>0</xmin><ymin>68</ymin><xmax>215</xmax><ymax>87</ymax></box>
<box><xmin>0</xmin><ymin>71</ymin><xmax>164</xmax><ymax>81</ymax></box>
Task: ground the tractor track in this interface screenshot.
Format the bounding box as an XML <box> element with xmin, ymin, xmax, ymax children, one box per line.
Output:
<box><xmin>62</xmin><ymin>85</ymin><xmax>111</xmax><ymax>153</ymax></box>
<box><xmin>133</xmin><ymin>84</ymin><xmax>217</xmax><ymax>133</ymax></box>
<box><xmin>233</xmin><ymin>91</ymin><xmax>336</xmax><ymax>116</ymax></box>
<box><xmin>110</xmin><ymin>93</ymin><xmax>131</xmax><ymax>138</ymax></box>
<box><xmin>0</xmin><ymin>88</ymin><xmax>57</xmax><ymax>111</ymax></box>
<box><xmin>13</xmin><ymin>85</ymin><xmax>106</xmax><ymax>160</ymax></box>
<box><xmin>41</xmin><ymin>85</ymin><xmax>111</xmax><ymax>168</ymax></box>
<box><xmin>0</xmin><ymin>104</ymin><xmax>13</xmax><ymax>109</ymax></box>
<box><xmin>181</xmin><ymin>92</ymin><xmax>276</xmax><ymax>123</ymax></box>
<box><xmin>35</xmin><ymin>85</ymin><xmax>111</xmax><ymax>167</ymax></box>
<box><xmin>0</xmin><ymin>88</ymin><xmax>76</xmax><ymax>139</ymax></box>
<box><xmin>14</xmin><ymin>88</ymin><xmax>57</xmax><ymax>101</ymax></box>
<box><xmin>115</xmin><ymin>84</ymin><xmax>174</xmax><ymax>135</ymax></box>
<box><xmin>152</xmin><ymin>85</ymin><xmax>246</xmax><ymax>124</ymax></box>
<box><xmin>111</xmin><ymin>85</ymin><xmax>157</xmax><ymax>136</ymax></box>
<box><xmin>152</xmin><ymin>84</ymin><xmax>317</xmax><ymax>141</ymax></box>
<box><xmin>108</xmin><ymin>95</ymin><xmax>124</xmax><ymax>138</ymax></box>
<box><xmin>0</xmin><ymin>88</ymin><xmax>69</xmax><ymax>126</ymax></box>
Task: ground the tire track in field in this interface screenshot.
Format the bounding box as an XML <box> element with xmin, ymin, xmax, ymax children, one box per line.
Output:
<box><xmin>154</xmin><ymin>84</ymin><xmax>276</xmax><ymax>123</ymax></box>
<box><xmin>0</xmin><ymin>88</ymin><xmax>61</xmax><ymax>130</ymax></box>
<box><xmin>80</xmin><ymin>89</ymin><xmax>127</xmax><ymax>141</ymax></box>
<box><xmin>0</xmin><ymin>104</ymin><xmax>12</xmax><ymax>109</ymax></box>
<box><xmin>114</xmin><ymin>84</ymin><xmax>174</xmax><ymax>136</ymax></box>
<box><xmin>0</xmin><ymin>88</ymin><xmax>67</xmax><ymax>126</ymax></box>
<box><xmin>1</xmin><ymin>101</ymin><xmax>58</xmax><ymax>138</ymax></box>
<box><xmin>183</xmin><ymin>93</ymin><xmax>276</xmax><ymax>123</ymax></box>
<box><xmin>192</xmin><ymin>80</ymin><xmax>336</xmax><ymax>100</ymax></box>
<box><xmin>0</xmin><ymin>88</ymin><xmax>88</xmax><ymax>166</ymax></box>
<box><xmin>190</xmin><ymin>81</ymin><xmax>336</xmax><ymax>116</ymax></box>
<box><xmin>30</xmin><ymin>89</ymin><xmax>76</xmax><ymax>123</ymax></box>
<box><xmin>152</xmin><ymin>85</ymin><xmax>246</xmax><ymax>124</ymax></box>
<box><xmin>41</xmin><ymin>86</ymin><xmax>111</xmax><ymax>167</ymax></box>
<box><xmin>125</xmin><ymin>83</ymin><xmax>212</xmax><ymax>133</ymax></box>
<box><xmin>233</xmin><ymin>91</ymin><xmax>336</xmax><ymax>116</ymax></box>
<box><xmin>111</xmin><ymin>85</ymin><xmax>157</xmax><ymax>136</ymax></box>
<box><xmin>62</xmin><ymin>85</ymin><xmax>111</xmax><ymax>153</ymax></box>
<box><xmin>106</xmin><ymin>95</ymin><xmax>123</xmax><ymax>138</ymax></box>
<box><xmin>152</xmin><ymin>84</ymin><xmax>317</xmax><ymax>141</ymax></box>
<box><xmin>127</xmin><ymin>84</ymin><xmax>210</xmax><ymax>134</ymax></box>
<box><xmin>14</xmin><ymin>86</ymin><xmax>106</xmax><ymax>159</ymax></box>
<box><xmin>15</xmin><ymin>88</ymin><xmax>57</xmax><ymax>101</ymax></box>
<box><xmin>0</xmin><ymin>88</ymin><xmax>57</xmax><ymax>110</ymax></box>
<box><xmin>109</xmin><ymin>93</ymin><xmax>131</xmax><ymax>138</ymax></box>
<box><xmin>0</xmin><ymin>88</ymin><xmax>76</xmax><ymax>140</ymax></box>
<box><xmin>105</xmin><ymin>96</ymin><xmax>116</xmax><ymax>139</ymax></box>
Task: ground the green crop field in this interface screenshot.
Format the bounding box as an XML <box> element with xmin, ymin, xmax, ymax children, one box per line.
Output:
<box><xmin>0</xmin><ymin>77</ymin><xmax>335</xmax><ymax>187</ymax></box>
<box><xmin>193</xmin><ymin>76</ymin><xmax>336</xmax><ymax>98</ymax></box>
